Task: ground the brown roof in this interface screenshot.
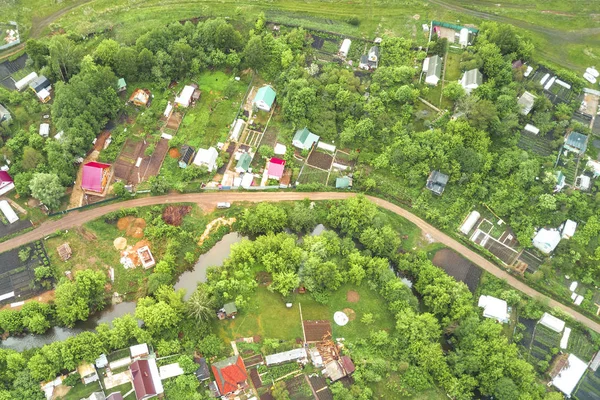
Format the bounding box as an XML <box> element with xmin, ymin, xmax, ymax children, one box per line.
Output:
<box><xmin>130</xmin><ymin>360</ymin><xmax>156</xmax><ymax>399</ymax></box>
<box><xmin>57</xmin><ymin>243</ymin><xmax>72</xmax><ymax>261</ymax></box>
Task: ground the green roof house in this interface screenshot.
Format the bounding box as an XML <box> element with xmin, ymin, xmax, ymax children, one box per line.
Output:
<box><xmin>564</xmin><ymin>132</ymin><xmax>588</xmax><ymax>155</ymax></box>
<box><xmin>223</xmin><ymin>302</ymin><xmax>237</xmax><ymax>316</ymax></box>
<box><xmin>336</xmin><ymin>176</ymin><xmax>352</xmax><ymax>189</ymax></box>
<box><xmin>235</xmin><ymin>153</ymin><xmax>252</xmax><ymax>173</ymax></box>
<box><xmin>253</xmin><ymin>85</ymin><xmax>276</xmax><ymax>112</ymax></box>
<box><xmin>293</xmin><ymin>127</ymin><xmax>320</xmax><ymax>150</ymax></box>
<box><xmin>117</xmin><ymin>78</ymin><xmax>126</xmax><ymax>92</ymax></box>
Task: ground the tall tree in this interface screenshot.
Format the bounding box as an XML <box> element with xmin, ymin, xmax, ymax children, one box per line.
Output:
<box><xmin>29</xmin><ymin>173</ymin><xmax>64</xmax><ymax>209</ymax></box>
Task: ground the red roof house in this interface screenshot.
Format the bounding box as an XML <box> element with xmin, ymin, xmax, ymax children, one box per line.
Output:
<box><xmin>267</xmin><ymin>157</ymin><xmax>286</xmax><ymax>180</ymax></box>
<box><xmin>130</xmin><ymin>359</ymin><xmax>163</xmax><ymax>400</ymax></box>
<box><xmin>81</xmin><ymin>162</ymin><xmax>111</xmax><ymax>194</ymax></box>
<box><xmin>211</xmin><ymin>355</ymin><xmax>248</xmax><ymax>395</ymax></box>
<box><xmin>0</xmin><ymin>171</ymin><xmax>14</xmax><ymax>196</ymax></box>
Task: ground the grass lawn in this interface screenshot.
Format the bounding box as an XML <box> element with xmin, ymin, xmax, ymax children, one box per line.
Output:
<box><xmin>176</xmin><ymin>71</ymin><xmax>250</xmax><ymax>149</ymax></box>
<box><xmin>444</xmin><ymin>52</ymin><xmax>462</xmax><ymax>81</ymax></box>
<box><xmin>106</xmin><ymin>382</ymin><xmax>134</xmax><ymax>397</ymax></box>
<box><xmin>297</xmin><ymin>164</ymin><xmax>329</xmax><ymax>185</ymax></box>
<box><xmin>212</xmin><ymin>283</ymin><xmax>395</xmax><ymax>344</ymax></box>
<box><xmin>59</xmin><ymin>381</ymin><xmax>102</xmax><ymax>400</ymax></box>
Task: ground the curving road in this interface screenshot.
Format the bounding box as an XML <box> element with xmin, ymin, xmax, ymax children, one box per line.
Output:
<box><xmin>2</xmin><ymin>191</ymin><xmax>599</xmax><ymax>333</ymax></box>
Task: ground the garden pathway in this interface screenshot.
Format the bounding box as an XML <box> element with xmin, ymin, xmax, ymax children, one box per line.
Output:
<box><xmin>1</xmin><ymin>191</ymin><xmax>600</xmax><ymax>334</ymax></box>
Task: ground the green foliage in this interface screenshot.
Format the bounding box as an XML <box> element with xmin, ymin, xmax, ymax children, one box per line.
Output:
<box><xmin>54</xmin><ymin>269</ymin><xmax>107</xmax><ymax>327</ymax></box>
<box><xmin>239</xmin><ymin>202</ymin><xmax>287</xmax><ymax>235</ymax></box>
<box><xmin>29</xmin><ymin>173</ymin><xmax>64</xmax><ymax>210</ymax></box>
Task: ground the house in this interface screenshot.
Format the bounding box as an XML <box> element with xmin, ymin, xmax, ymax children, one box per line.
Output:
<box><xmin>95</xmin><ymin>354</ymin><xmax>108</xmax><ymax>369</ymax></box>
<box><xmin>274</xmin><ymin>143</ymin><xmax>286</xmax><ymax>155</ymax></box>
<box><xmin>253</xmin><ymin>85</ymin><xmax>276</xmax><ymax>112</ymax></box>
<box><xmin>532</xmin><ymin>228</ymin><xmax>561</xmax><ymax>254</ymax></box>
<box><xmin>0</xmin><ymin>200</ymin><xmax>17</xmax><ymax>224</ymax></box>
<box><xmin>539</xmin><ymin>312</ymin><xmax>565</xmax><ymax>333</ymax></box>
<box><xmin>130</xmin><ymin>343</ymin><xmax>150</xmax><ymax>359</ymax></box>
<box><xmin>293</xmin><ymin>127</ymin><xmax>319</xmax><ymax>150</ymax></box>
<box><xmin>56</xmin><ymin>243</ymin><xmax>72</xmax><ymax>261</ymax></box>
<box><xmin>29</xmin><ymin>75</ymin><xmax>51</xmax><ymax>102</ymax></box>
<box><xmin>265</xmin><ymin>348</ymin><xmax>307</xmax><ymax>366</ymax></box>
<box><xmin>175</xmin><ymin>85</ymin><xmax>195</xmax><ymax>107</ymax></box>
<box><xmin>211</xmin><ymin>355</ymin><xmax>248</xmax><ymax>395</ymax></box>
<box><xmin>39</xmin><ymin>123</ymin><xmax>50</xmax><ymax>137</ymax></box>
<box><xmin>193</xmin><ymin>147</ymin><xmax>218</xmax><ymax>172</ymax></box>
<box><xmin>426</xmin><ymin>170</ymin><xmax>449</xmax><ymax>195</ymax></box>
<box><xmin>267</xmin><ymin>157</ymin><xmax>285</xmax><ymax>180</ymax></box>
<box><xmin>77</xmin><ymin>361</ymin><xmax>99</xmax><ymax>385</ymax></box>
<box><xmin>477</xmin><ymin>295</ymin><xmax>509</xmax><ymax>323</ymax></box>
<box><xmin>0</xmin><ymin>171</ymin><xmax>14</xmax><ymax>196</ymax></box>
<box><xmin>217</xmin><ymin>302</ymin><xmax>237</xmax><ymax>320</ymax></box>
<box><xmin>0</xmin><ymin>104</ymin><xmax>11</xmax><ymax>123</ymax></box>
<box><xmin>178</xmin><ymin>145</ymin><xmax>195</xmax><ymax>168</ymax></box>
<box><xmin>551</xmin><ymin>354</ymin><xmax>587</xmax><ymax>397</ymax></box>
<box><xmin>459</xmin><ymin>69</ymin><xmax>482</xmax><ymax>94</ymax></box>
<box><xmin>517</xmin><ymin>91</ymin><xmax>536</xmax><ymax>115</ymax></box>
<box><xmin>338</xmin><ymin>39</ymin><xmax>351</xmax><ymax>58</ymax></box>
<box><xmin>137</xmin><ymin>246</ymin><xmax>155</xmax><ymax>269</ymax></box>
<box><xmin>240</xmin><ymin>173</ymin><xmax>254</xmax><ymax>189</ymax></box>
<box><xmin>81</xmin><ymin>162</ymin><xmax>111</xmax><ymax>194</ymax></box>
<box><xmin>359</xmin><ymin>55</ymin><xmax>369</xmax><ymax>70</ymax></box>
<box><xmin>322</xmin><ymin>356</ymin><xmax>355</xmax><ymax>382</ymax></box>
<box><xmin>423</xmin><ymin>55</ymin><xmax>442</xmax><ymax>86</ymax></box>
<box><xmin>14</xmin><ymin>71</ymin><xmax>37</xmax><ymax>91</ymax></box>
<box><xmin>523</xmin><ymin>124</ymin><xmax>539</xmax><ymax>135</ymax></box>
<box><xmin>560</xmin><ymin>220</ymin><xmax>577</xmax><ymax>239</ymax></box>
<box><xmin>368</xmin><ymin>46</ymin><xmax>379</xmax><ymax>64</ymax></box>
<box><xmin>576</xmin><ymin>174</ymin><xmax>591</xmax><ymax>191</ymax></box>
<box><xmin>194</xmin><ymin>357</ymin><xmax>210</xmax><ymax>382</ymax></box>
<box><xmin>564</xmin><ymin>132</ymin><xmax>588</xmax><ymax>155</ymax></box>
<box><xmin>235</xmin><ymin>152</ymin><xmax>252</xmax><ymax>173</ymax></box>
<box><xmin>106</xmin><ymin>393</ymin><xmax>124</xmax><ymax>400</ymax></box>
<box><xmin>130</xmin><ymin>359</ymin><xmax>163</xmax><ymax>400</ymax></box>
<box><xmin>129</xmin><ymin>89</ymin><xmax>150</xmax><ymax>107</ymax></box>
<box><xmin>335</xmin><ymin>176</ymin><xmax>352</xmax><ymax>189</ymax></box>
<box><xmin>117</xmin><ymin>78</ymin><xmax>127</xmax><ymax>92</ymax></box>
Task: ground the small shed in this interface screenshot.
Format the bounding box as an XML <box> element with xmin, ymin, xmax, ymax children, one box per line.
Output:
<box><xmin>0</xmin><ymin>171</ymin><xmax>14</xmax><ymax>196</ymax></box>
<box><xmin>560</xmin><ymin>220</ymin><xmax>577</xmax><ymax>239</ymax></box>
<box><xmin>459</xmin><ymin>69</ymin><xmax>482</xmax><ymax>93</ymax></box>
<box><xmin>57</xmin><ymin>243</ymin><xmax>72</xmax><ymax>261</ymax></box>
<box><xmin>218</xmin><ymin>302</ymin><xmax>237</xmax><ymax>319</ymax></box>
<box><xmin>293</xmin><ymin>127</ymin><xmax>319</xmax><ymax>150</ymax></box>
<box><xmin>335</xmin><ymin>176</ymin><xmax>352</xmax><ymax>189</ymax></box>
<box><xmin>253</xmin><ymin>85</ymin><xmax>276</xmax><ymax>112</ymax></box>
<box><xmin>0</xmin><ymin>104</ymin><xmax>11</xmax><ymax>123</ymax></box>
<box><xmin>194</xmin><ymin>357</ymin><xmax>210</xmax><ymax>382</ymax></box>
<box><xmin>274</xmin><ymin>143</ymin><xmax>286</xmax><ymax>155</ymax></box>
<box><xmin>0</xmin><ymin>200</ymin><xmax>18</xmax><ymax>224</ymax></box>
<box><xmin>235</xmin><ymin>153</ymin><xmax>252</xmax><ymax>173</ymax></box>
<box><xmin>426</xmin><ymin>170</ymin><xmax>449</xmax><ymax>195</ymax></box>
<box><xmin>29</xmin><ymin>75</ymin><xmax>51</xmax><ymax>94</ymax></box>
<box><xmin>193</xmin><ymin>147</ymin><xmax>219</xmax><ymax>172</ymax></box>
<box><xmin>175</xmin><ymin>85</ymin><xmax>195</xmax><ymax>108</ymax></box>
<box><xmin>517</xmin><ymin>91</ymin><xmax>536</xmax><ymax>115</ymax></box>
<box><xmin>95</xmin><ymin>354</ymin><xmax>108</xmax><ymax>369</ymax></box>
<box><xmin>129</xmin><ymin>89</ymin><xmax>150</xmax><ymax>107</ymax></box>
<box><xmin>564</xmin><ymin>132</ymin><xmax>588</xmax><ymax>155</ymax></box>
<box><xmin>137</xmin><ymin>246</ymin><xmax>156</xmax><ymax>269</ymax></box>
<box><xmin>478</xmin><ymin>295</ymin><xmax>508</xmax><ymax>323</ymax></box>
<box><xmin>77</xmin><ymin>362</ymin><xmax>99</xmax><ymax>385</ymax></box>
<box><xmin>179</xmin><ymin>145</ymin><xmax>195</xmax><ymax>168</ymax></box>
<box><xmin>424</xmin><ymin>55</ymin><xmax>442</xmax><ymax>86</ymax></box>
<box><xmin>267</xmin><ymin>157</ymin><xmax>285</xmax><ymax>180</ymax></box>
<box><xmin>130</xmin><ymin>343</ymin><xmax>150</xmax><ymax>359</ymax></box>
<box><xmin>39</xmin><ymin>123</ymin><xmax>50</xmax><ymax>138</ymax></box>
<box><xmin>117</xmin><ymin>78</ymin><xmax>126</xmax><ymax>92</ymax></box>
<box><xmin>459</xmin><ymin>211</ymin><xmax>480</xmax><ymax>235</ymax></box>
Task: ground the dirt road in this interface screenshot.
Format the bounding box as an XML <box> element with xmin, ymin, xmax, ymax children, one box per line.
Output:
<box><xmin>2</xmin><ymin>191</ymin><xmax>599</xmax><ymax>333</ymax></box>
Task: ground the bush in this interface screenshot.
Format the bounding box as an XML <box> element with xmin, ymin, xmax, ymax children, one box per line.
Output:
<box><xmin>347</xmin><ymin>16</ymin><xmax>360</xmax><ymax>26</ymax></box>
<box><xmin>63</xmin><ymin>373</ymin><xmax>80</xmax><ymax>387</ymax></box>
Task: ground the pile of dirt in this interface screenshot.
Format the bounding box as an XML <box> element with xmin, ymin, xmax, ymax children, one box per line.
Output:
<box><xmin>114</xmin><ymin>237</ymin><xmax>127</xmax><ymax>250</ymax></box>
<box><xmin>168</xmin><ymin>147</ymin><xmax>180</xmax><ymax>158</ymax></box>
<box><xmin>117</xmin><ymin>216</ymin><xmax>146</xmax><ymax>238</ymax></box>
<box><xmin>121</xmin><ymin>239</ymin><xmax>152</xmax><ymax>267</ymax></box>
<box><xmin>346</xmin><ymin>290</ymin><xmax>360</xmax><ymax>303</ymax></box>
<box><xmin>162</xmin><ymin>205</ymin><xmax>192</xmax><ymax>226</ymax></box>
<box><xmin>342</xmin><ymin>308</ymin><xmax>356</xmax><ymax>321</ymax></box>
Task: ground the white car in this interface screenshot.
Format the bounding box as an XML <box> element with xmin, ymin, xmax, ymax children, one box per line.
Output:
<box><xmin>217</xmin><ymin>202</ymin><xmax>231</xmax><ymax>209</ymax></box>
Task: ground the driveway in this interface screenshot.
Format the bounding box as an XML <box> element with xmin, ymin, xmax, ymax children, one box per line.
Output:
<box><xmin>1</xmin><ymin>191</ymin><xmax>599</xmax><ymax>334</ymax></box>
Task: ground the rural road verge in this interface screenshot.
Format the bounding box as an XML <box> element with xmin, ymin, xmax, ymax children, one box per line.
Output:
<box><xmin>2</xmin><ymin>191</ymin><xmax>599</xmax><ymax>334</ymax></box>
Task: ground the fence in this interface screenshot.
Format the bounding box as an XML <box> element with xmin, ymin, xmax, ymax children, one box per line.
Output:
<box><xmin>432</xmin><ymin>20</ymin><xmax>479</xmax><ymax>33</ymax></box>
<box><xmin>48</xmin><ymin>196</ymin><xmax>122</xmax><ymax>217</ymax></box>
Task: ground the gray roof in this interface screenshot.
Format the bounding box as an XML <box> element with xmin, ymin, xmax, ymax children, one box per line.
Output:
<box><xmin>29</xmin><ymin>75</ymin><xmax>50</xmax><ymax>93</ymax></box>
<box><xmin>0</xmin><ymin>104</ymin><xmax>10</xmax><ymax>122</ymax></box>
<box><xmin>426</xmin><ymin>170</ymin><xmax>449</xmax><ymax>195</ymax></box>
<box><xmin>565</xmin><ymin>132</ymin><xmax>588</xmax><ymax>153</ymax></box>
<box><xmin>461</xmin><ymin>69</ymin><xmax>482</xmax><ymax>87</ymax></box>
<box><xmin>517</xmin><ymin>91</ymin><xmax>536</xmax><ymax>115</ymax></box>
<box><xmin>427</xmin><ymin>55</ymin><xmax>442</xmax><ymax>79</ymax></box>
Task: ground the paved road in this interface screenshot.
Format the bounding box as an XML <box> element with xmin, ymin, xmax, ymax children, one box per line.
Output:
<box><xmin>2</xmin><ymin>191</ymin><xmax>599</xmax><ymax>333</ymax></box>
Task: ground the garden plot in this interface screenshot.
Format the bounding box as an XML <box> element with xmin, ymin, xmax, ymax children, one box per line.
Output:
<box><xmin>113</xmin><ymin>138</ymin><xmax>145</xmax><ymax>183</ymax></box>
<box><xmin>0</xmin><ymin>241</ymin><xmax>50</xmax><ymax>305</ymax></box>
<box><xmin>285</xmin><ymin>374</ymin><xmax>313</xmax><ymax>400</ymax></box>
<box><xmin>138</xmin><ymin>138</ymin><xmax>169</xmax><ymax>181</ymax></box>
<box><xmin>431</xmin><ymin>248</ymin><xmax>482</xmax><ymax>293</ymax></box>
<box><xmin>566</xmin><ymin>329</ymin><xmax>597</xmax><ymax>361</ymax></box>
<box><xmin>307</xmin><ymin>149</ymin><xmax>333</xmax><ymax>171</ymax></box>
<box><xmin>574</xmin><ymin>368</ymin><xmax>600</xmax><ymax>400</ymax></box>
<box><xmin>466</xmin><ymin>213</ymin><xmax>521</xmax><ymax>266</ymax></box>
<box><xmin>296</xmin><ymin>164</ymin><xmax>329</xmax><ymax>185</ymax></box>
<box><xmin>517</xmin><ymin>132</ymin><xmax>555</xmax><ymax>156</ymax></box>
<box><xmin>526</xmin><ymin>324</ymin><xmax>561</xmax><ymax>364</ymax></box>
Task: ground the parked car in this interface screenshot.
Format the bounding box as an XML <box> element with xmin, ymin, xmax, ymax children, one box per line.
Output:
<box><xmin>217</xmin><ymin>202</ymin><xmax>231</xmax><ymax>209</ymax></box>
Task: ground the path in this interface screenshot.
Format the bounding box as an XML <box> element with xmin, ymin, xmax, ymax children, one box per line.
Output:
<box><xmin>1</xmin><ymin>191</ymin><xmax>599</xmax><ymax>334</ymax></box>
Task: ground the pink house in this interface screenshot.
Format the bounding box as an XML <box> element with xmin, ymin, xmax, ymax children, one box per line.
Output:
<box><xmin>0</xmin><ymin>171</ymin><xmax>15</xmax><ymax>196</ymax></box>
<box><xmin>267</xmin><ymin>158</ymin><xmax>285</xmax><ymax>180</ymax></box>
<box><xmin>81</xmin><ymin>162</ymin><xmax>111</xmax><ymax>194</ymax></box>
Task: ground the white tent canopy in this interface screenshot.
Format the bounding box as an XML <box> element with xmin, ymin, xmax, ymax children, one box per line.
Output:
<box><xmin>539</xmin><ymin>312</ymin><xmax>565</xmax><ymax>333</ymax></box>
<box><xmin>265</xmin><ymin>348</ymin><xmax>307</xmax><ymax>366</ymax></box>
<box><xmin>460</xmin><ymin>211</ymin><xmax>480</xmax><ymax>235</ymax></box>
<box><xmin>0</xmin><ymin>200</ymin><xmax>18</xmax><ymax>224</ymax></box>
<box><xmin>560</xmin><ymin>327</ymin><xmax>571</xmax><ymax>349</ymax></box>
<box><xmin>159</xmin><ymin>363</ymin><xmax>184</xmax><ymax>380</ymax></box>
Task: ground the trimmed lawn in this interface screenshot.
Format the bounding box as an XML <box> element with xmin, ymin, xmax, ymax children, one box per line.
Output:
<box><xmin>444</xmin><ymin>52</ymin><xmax>462</xmax><ymax>81</ymax></box>
<box><xmin>59</xmin><ymin>381</ymin><xmax>102</xmax><ymax>400</ymax></box>
<box><xmin>212</xmin><ymin>283</ymin><xmax>395</xmax><ymax>344</ymax></box>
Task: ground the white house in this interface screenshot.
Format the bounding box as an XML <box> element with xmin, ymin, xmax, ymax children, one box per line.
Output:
<box><xmin>459</xmin><ymin>69</ymin><xmax>482</xmax><ymax>94</ymax></box>
<box><xmin>523</xmin><ymin>124</ymin><xmax>540</xmax><ymax>135</ymax></box>
<box><xmin>459</xmin><ymin>28</ymin><xmax>470</xmax><ymax>48</ymax></box>
<box><xmin>338</xmin><ymin>39</ymin><xmax>351</xmax><ymax>58</ymax></box>
<box><xmin>551</xmin><ymin>354</ymin><xmax>587</xmax><ymax>397</ymax></box>
<box><xmin>39</xmin><ymin>123</ymin><xmax>49</xmax><ymax>137</ymax></box>
<box><xmin>193</xmin><ymin>147</ymin><xmax>219</xmax><ymax>172</ymax></box>
<box><xmin>14</xmin><ymin>71</ymin><xmax>38</xmax><ymax>91</ymax></box>
<box><xmin>175</xmin><ymin>85</ymin><xmax>195</xmax><ymax>107</ymax></box>
<box><xmin>518</xmin><ymin>91</ymin><xmax>536</xmax><ymax>115</ymax></box>
<box><xmin>253</xmin><ymin>85</ymin><xmax>276</xmax><ymax>112</ymax></box>
<box><xmin>478</xmin><ymin>295</ymin><xmax>509</xmax><ymax>323</ymax></box>
<box><xmin>424</xmin><ymin>55</ymin><xmax>442</xmax><ymax>86</ymax></box>
<box><xmin>532</xmin><ymin>228</ymin><xmax>561</xmax><ymax>254</ymax></box>
<box><xmin>560</xmin><ymin>220</ymin><xmax>577</xmax><ymax>239</ymax></box>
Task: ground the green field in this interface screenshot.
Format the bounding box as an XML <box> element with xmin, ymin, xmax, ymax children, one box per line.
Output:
<box><xmin>2</xmin><ymin>0</ymin><xmax>600</xmax><ymax>71</ymax></box>
<box><xmin>212</xmin><ymin>283</ymin><xmax>395</xmax><ymax>344</ymax></box>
